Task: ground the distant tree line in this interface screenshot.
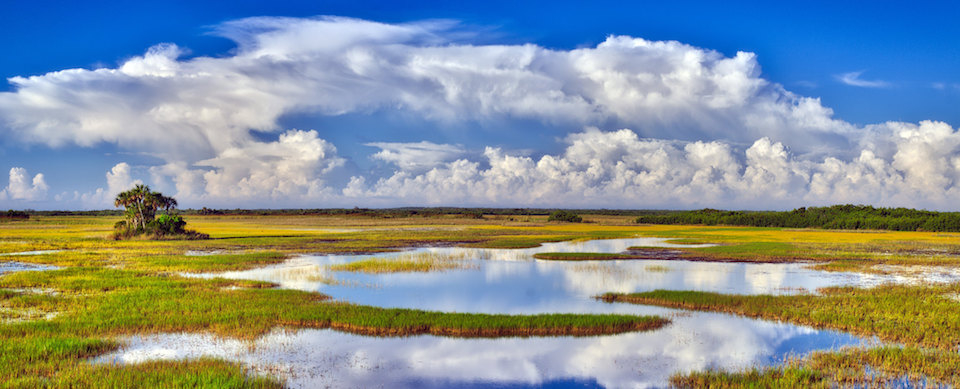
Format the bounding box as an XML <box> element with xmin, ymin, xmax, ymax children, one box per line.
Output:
<box><xmin>187</xmin><ymin>207</ymin><xmax>649</xmax><ymax>217</ymax></box>
<box><xmin>0</xmin><ymin>210</ymin><xmax>29</xmax><ymax>220</ymax></box>
<box><xmin>634</xmin><ymin>205</ymin><xmax>960</xmax><ymax>232</ymax></box>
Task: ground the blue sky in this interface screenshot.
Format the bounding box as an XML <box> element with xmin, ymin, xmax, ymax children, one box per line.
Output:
<box><xmin>1</xmin><ymin>1</ymin><xmax>959</xmax><ymax>210</ymax></box>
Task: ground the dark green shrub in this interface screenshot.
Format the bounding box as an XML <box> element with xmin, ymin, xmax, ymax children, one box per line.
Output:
<box><xmin>548</xmin><ymin>210</ymin><xmax>582</xmax><ymax>223</ymax></box>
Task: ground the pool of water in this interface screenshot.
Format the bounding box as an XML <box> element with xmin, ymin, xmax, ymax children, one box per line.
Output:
<box><xmin>93</xmin><ymin>237</ymin><xmax>901</xmax><ymax>387</ymax></box>
<box><xmin>190</xmin><ymin>237</ymin><xmax>920</xmax><ymax>311</ymax></box>
<box><xmin>0</xmin><ymin>261</ymin><xmax>57</xmax><ymax>275</ymax></box>
<box><xmin>96</xmin><ymin>312</ymin><xmax>873</xmax><ymax>388</ymax></box>
<box><xmin>0</xmin><ymin>250</ymin><xmax>63</xmax><ymax>256</ymax></box>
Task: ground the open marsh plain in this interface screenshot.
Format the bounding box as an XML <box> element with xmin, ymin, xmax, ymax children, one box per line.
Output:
<box><xmin>2</xmin><ymin>214</ymin><xmax>960</xmax><ymax>387</ymax></box>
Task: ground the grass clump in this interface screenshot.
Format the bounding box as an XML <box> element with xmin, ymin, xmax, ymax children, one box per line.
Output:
<box><xmin>599</xmin><ymin>283</ymin><xmax>960</xmax><ymax>351</ymax></box>
<box><xmin>644</xmin><ymin>265</ymin><xmax>671</xmax><ymax>272</ymax></box>
<box><xmin>50</xmin><ymin>358</ymin><xmax>282</xmax><ymax>388</ymax></box>
<box><xmin>329</xmin><ymin>252</ymin><xmax>480</xmax><ymax>273</ymax></box>
<box><xmin>532</xmin><ymin>252</ymin><xmax>639</xmax><ymax>261</ymax></box>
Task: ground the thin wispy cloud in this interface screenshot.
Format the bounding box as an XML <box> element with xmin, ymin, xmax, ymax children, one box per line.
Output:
<box><xmin>366</xmin><ymin>141</ymin><xmax>465</xmax><ymax>171</ymax></box>
<box><xmin>836</xmin><ymin>71</ymin><xmax>891</xmax><ymax>88</ymax></box>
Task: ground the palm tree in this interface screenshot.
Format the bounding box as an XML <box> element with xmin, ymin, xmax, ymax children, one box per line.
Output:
<box><xmin>114</xmin><ymin>184</ymin><xmax>176</xmax><ymax>230</ymax></box>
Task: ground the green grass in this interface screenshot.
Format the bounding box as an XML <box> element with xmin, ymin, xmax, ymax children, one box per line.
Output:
<box><xmin>126</xmin><ymin>252</ymin><xmax>289</xmax><ymax>273</ymax></box>
<box><xmin>329</xmin><ymin>251</ymin><xmax>480</xmax><ymax>273</ymax></box>
<box><xmin>670</xmin><ymin>346</ymin><xmax>960</xmax><ymax>388</ymax></box>
<box><xmin>600</xmin><ymin>284</ymin><xmax>960</xmax><ymax>351</ymax></box>
<box><xmin>688</xmin><ymin>241</ymin><xmax>803</xmax><ymax>261</ymax></box>
<box><xmin>532</xmin><ymin>252</ymin><xmax>640</xmax><ymax>261</ymax></box>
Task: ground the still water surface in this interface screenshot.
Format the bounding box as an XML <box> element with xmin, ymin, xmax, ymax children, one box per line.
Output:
<box><xmin>101</xmin><ymin>238</ymin><xmax>890</xmax><ymax>388</ymax></box>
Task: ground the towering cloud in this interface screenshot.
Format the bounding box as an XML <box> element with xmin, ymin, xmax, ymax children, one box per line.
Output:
<box><xmin>0</xmin><ymin>167</ymin><xmax>48</xmax><ymax>201</ymax></box>
<box><xmin>0</xmin><ymin>16</ymin><xmax>957</xmax><ymax>209</ymax></box>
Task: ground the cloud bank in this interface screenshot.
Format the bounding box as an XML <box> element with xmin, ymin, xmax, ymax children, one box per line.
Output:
<box><xmin>0</xmin><ymin>16</ymin><xmax>957</xmax><ymax>209</ymax></box>
<box><xmin>346</xmin><ymin>122</ymin><xmax>960</xmax><ymax>208</ymax></box>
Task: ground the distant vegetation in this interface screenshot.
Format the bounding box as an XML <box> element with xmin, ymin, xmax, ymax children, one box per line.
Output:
<box><xmin>0</xmin><ymin>210</ymin><xmax>29</xmax><ymax>221</ymax></box>
<box><xmin>635</xmin><ymin>205</ymin><xmax>960</xmax><ymax>232</ymax></box>
<box><xmin>547</xmin><ymin>210</ymin><xmax>582</xmax><ymax>223</ymax></box>
<box><xmin>12</xmin><ymin>204</ymin><xmax>960</xmax><ymax>233</ymax></box>
<box><xmin>112</xmin><ymin>185</ymin><xmax>207</xmax><ymax>240</ymax></box>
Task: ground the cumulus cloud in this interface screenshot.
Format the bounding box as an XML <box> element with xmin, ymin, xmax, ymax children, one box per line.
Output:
<box><xmin>106</xmin><ymin>162</ymin><xmax>141</xmax><ymax>196</ymax></box>
<box><xmin>0</xmin><ymin>167</ymin><xmax>48</xmax><ymax>201</ymax></box>
<box><xmin>0</xmin><ymin>16</ymin><xmax>956</xmax><ymax>209</ymax></box>
<box><xmin>836</xmin><ymin>71</ymin><xmax>890</xmax><ymax>88</ymax></box>
<box><xmin>0</xmin><ymin>16</ymin><xmax>854</xmax><ymax>159</ymax></box>
<box><xmin>64</xmin><ymin>162</ymin><xmax>144</xmax><ymax>208</ymax></box>
<box><xmin>144</xmin><ymin>129</ymin><xmax>344</xmax><ymax>204</ymax></box>
<box><xmin>366</xmin><ymin>141</ymin><xmax>464</xmax><ymax>171</ymax></box>
<box><xmin>346</xmin><ymin>124</ymin><xmax>960</xmax><ymax>209</ymax></box>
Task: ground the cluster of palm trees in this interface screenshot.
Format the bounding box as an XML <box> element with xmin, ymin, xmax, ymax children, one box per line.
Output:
<box><xmin>113</xmin><ymin>184</ymin><xmax>178</xmax><ymax>231</ymax></box>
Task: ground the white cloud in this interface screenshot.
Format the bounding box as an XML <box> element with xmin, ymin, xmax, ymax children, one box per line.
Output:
<box><xmin>366</xmin><ymin>141</ymin><xmax>464</xmax><ymax>171</ymax></box>
<box><xmin>0</xmin><ymin>167</ymin><xmax>48</xmax><ymax>201</ymax></box>
<box><xmin>346</xmin><ymin>125</ymin><xmax>960</xmax><ymax>209</ymax></box>
<box><xmin>143</xmin><ymin>129</ymin><xmax>344</xmax><ymax>204</ymax></box>
<box><xmin>70</xmin><ymin>162</ymin><xmax>144</xmax><ymax>209</ymax></box>
<box><xmin>0</xmin><ymin>16</ymin><xmax>855</xmax><ymax>160</ymax></box>
<box><xmin>836</xmin><ymin>71</ymin><xmax>890</xmax><ymax>88</ymax></box>
<box><xmin>0</xmin><ymin>16</ymin><xmax>956</xmax><ymax>209</ymax></box>
<box><xmin>106</xmin><ymin>162</ymin><xmax>141</xmax><ymax>197</ymax></box>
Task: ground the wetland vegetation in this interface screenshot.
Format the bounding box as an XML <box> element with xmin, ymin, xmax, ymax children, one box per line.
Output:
<box><xmin>1</xmin><ymin>211</ymin><xmax>959</xmax><ymax>387</ymax></box>
<box><xmin>532</xmin><ymin>252</ymin><xmax>641</xmax><ymax>260</ymax></box>
<box><xmin>328</xmin><ymin>251</ymin><xmax>481</xmax><ymax>273</ymax></box>
<box><xmin>635</xmin><ymin>204</ymin><xmax>960</xmax><ymax>232</ymax></box>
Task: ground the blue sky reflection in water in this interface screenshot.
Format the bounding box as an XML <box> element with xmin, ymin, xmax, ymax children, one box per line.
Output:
<box><xmin>197</xmin><ymin>238</ymin><xmax>914</xmax><ymax>312</ymax></box>
<box><xmin>96</xmin><ymin>317</ymin><xmax>872</xmax><ymax>388</ymax></box>
<box><xmin>96</xmin><ymin>238</ymin><xmax>896</xmax><ymax>388</ymax></box>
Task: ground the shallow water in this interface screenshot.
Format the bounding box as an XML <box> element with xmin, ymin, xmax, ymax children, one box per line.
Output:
<box><xmin>192</xmin><ymin>237</ymin><xmax>926</xmax><ymax>310</ymax></box>
<box><xmin>0</xmin><ymin>261</ymin><xmax>57</xmax><ymax>275</ymax></box>
<box><xmin>90</xmin><ymin>238</ymin><xmax>903</xmax><ymax>387</ymax></box>
<box><xmin>96</xmin><ymin>314</ymin><xmax>873</xmax><ymax>388</ymax></box>
<box><xmin>0</xmin><ymin>250</ymin><xmax>62</xmax><ymax>256</ymax></box>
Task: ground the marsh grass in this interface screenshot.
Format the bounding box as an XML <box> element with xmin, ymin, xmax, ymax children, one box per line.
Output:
<box><xmin>644</xmin><ymin>264</ymin><xmax>672</xmax><ymax>272</ymax></box>
<box><xmin>532</xmin><ymin>252</ymin><xmax>640</xmax><ymax>261</ymax></box>
<box><xmin>329</xmin><ymin>251</ymin><xmax>484</xmax><ymax>273</ymax></box>
<box><xmin>600</xmin><ymin>283</ymin><xmax>960</xmax><ymax>351</ymax></box>
<box><xmin>128</xmin><ymin>252</ymin><xmax>289</xmax><ymax>273</ymax></box>
<box><xmin>671</xmin><ymin>346</ymin><xmax>960</xmax><ymax>388</ymax></box>
<box><xmin>6</xmin><ymin>215</ymin><xmax>960</xmax><ymax>386</ymax></box>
